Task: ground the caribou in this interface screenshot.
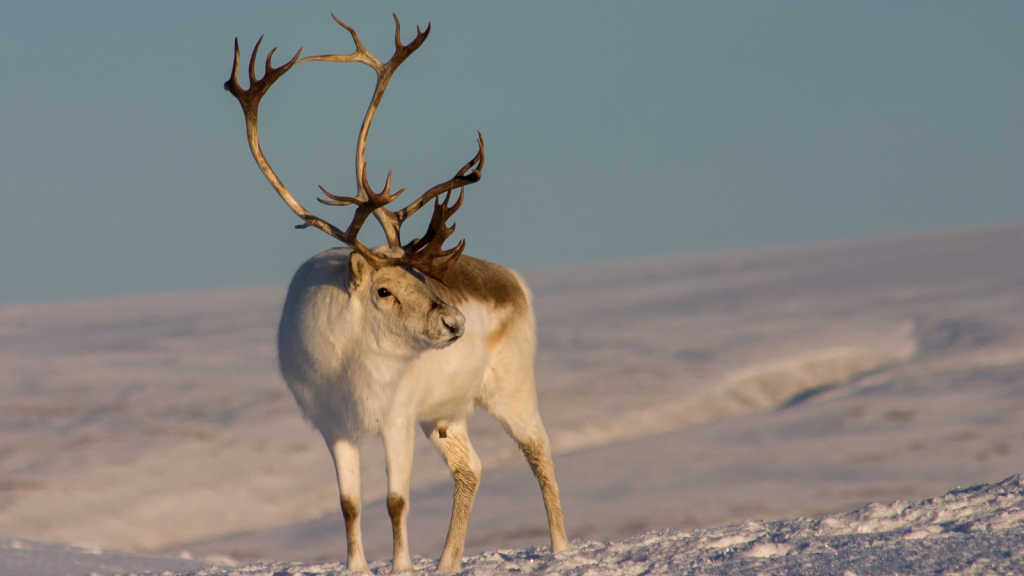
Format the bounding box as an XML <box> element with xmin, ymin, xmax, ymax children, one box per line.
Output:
<box><xmin>224</xmin><ymin>14</ymin><xmax>570</xmax><ymax>573</ymax></box>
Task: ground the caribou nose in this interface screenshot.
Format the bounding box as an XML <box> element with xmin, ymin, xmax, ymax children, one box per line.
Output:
<box><xmin>434</xmin><ymin>303</ymin><xmax>465</xmax><ymax>341</ymax></box>
<box><xmin>442</xmin><ymin>314</ymin><xmax>465</xmax><ymax>340</ymax></box>
<box><xmin>428</xmin><ymin>301</ymin><xmax>465</xmax><ymax>344</ymax></box>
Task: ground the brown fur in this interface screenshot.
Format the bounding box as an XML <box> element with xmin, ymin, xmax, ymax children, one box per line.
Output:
<box><xmin>386</xmin><ymin>492</ymin><xmax>407</xmax><ymax>557</ymax></box>
<box><xmin>428</xmin><ymin>255</ymin><xmax>528</xmax><ymax>311</ymax></box>
<box><xmin>428</xmin><ymin>255</ymin><xmax>528</xmax><ymax>354</ymax></box>
<box><xmin>341</xmin><ymin>495</ymin><xmax>361</xmax><ymax>556</ymax></box>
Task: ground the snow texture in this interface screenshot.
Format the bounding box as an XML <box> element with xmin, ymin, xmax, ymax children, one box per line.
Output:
<box><xmin>3</xmin><ymin>475</ymin><xmax>1022</xmax><ymax>575</ymax></box>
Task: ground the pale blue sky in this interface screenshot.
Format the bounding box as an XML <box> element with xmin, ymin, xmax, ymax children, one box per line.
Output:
<box><xmin>1</xmin><ymin>2</ymin><xmax>1021</xmax><ymax>305</ymax></box>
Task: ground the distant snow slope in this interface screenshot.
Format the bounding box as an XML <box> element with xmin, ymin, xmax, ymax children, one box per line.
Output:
<box><xmin>0</xmin><ymin>224</ymin><xmax>1021</xmax><ymax>561</ymax></box>
<box><xmin>183</xmin><ymin>325</ymin><xmax>1024</xmax><ymax>562</ymax></box>
<box><xmin>3</xmin><ymin>475</ymin><xmax>1022</xmax><ymax>575</ymax></box>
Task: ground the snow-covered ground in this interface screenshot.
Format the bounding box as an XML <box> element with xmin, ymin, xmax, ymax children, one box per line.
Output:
<box><xmin>3</xmin><ymin>475</ymin><xmax>1023</xmax><ymax>575</ymax></box>
<box><xmin>0</xmin><ymin>223</ymin><xmax>1021</xmax><ymax>574</ymax></box>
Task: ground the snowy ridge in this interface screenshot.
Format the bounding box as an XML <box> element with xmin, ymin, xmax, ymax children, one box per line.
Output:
<box><xmin>143</xmin><ymin>475</ymin><xmax>1024</xmax><ymax>575</ymax></box>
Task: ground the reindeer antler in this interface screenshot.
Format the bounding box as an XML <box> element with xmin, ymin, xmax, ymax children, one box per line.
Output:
<box><xmin>224</xmin><ymin>14</ymin><xmax>484</xmax><ymax>280</ymax></box>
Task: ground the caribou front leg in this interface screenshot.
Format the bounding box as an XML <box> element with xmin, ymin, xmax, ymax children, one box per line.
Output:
<box><xmin>423</xmin><ymin>420</ymin><xmax>483</xmax><ymax>572</ymax></box>
<box><xmin>382</xmin><ymin>421</ymin><xmax>417</xmax><ymax>573</ymax></box>
<box><xmin>329</xmin><ymin>438</ymin><xmax>368</xmax><ymax>572</ymax></box>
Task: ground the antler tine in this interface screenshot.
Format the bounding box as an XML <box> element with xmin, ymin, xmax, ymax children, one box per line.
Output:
<box><xmin>398</xmin><ymin>186</ymin><xmax>467</xmax><ymax>281</ymax></box>
<box><xmin>395</xmin><ymin>133</ymin><xmax>484</xmax><ymax>224</ymax></box>
<box><xmin>388</xmin><ymin>13</ymin><xmax>431</xmax><ymax>70</ymax></box>
<box><xmin>316</xmin><ymin>185</ymin><xmax>355</xmax><ymax>206</ymax></box>
<box><xmin>399</xmin><ymin>192</ymin><xmax>468</xmax><ymax>280</ymax></box>
<box><xmin>298</xmin><ymin>14</ymin><xmax>382</xmax><ymax>70</ymax></box>
<box><xmin>246</xmin><ymin>36</ymin><xmax>261</xmax><ymax>89</ymax></box>
<box><xmin>411</xmin><ymin>236</ymin><xmax>466</xmax><ymax>281</ymax></box>
<box><xmin>360</xmin><ymin>167</ymin><xmax>406</xmax><ymax>247</ymax></box>
<box><xmin>226</xmin><ymin>36</ymin><xmax>303</xmax><ymax>117</ymax></box>
<box><xmin>316</xmin><ymin>168</ymin><xmax>407</xmax><ymax>248</ymax></box>
<box><xmin>360</xmin><ymin>166</ymin><xmax>405</xmax><ymax>205</ymax></box>
<box><xmin>317</xmin><ymin>168</ymin><xmax>405</xmax><ymax>206</ymax></box>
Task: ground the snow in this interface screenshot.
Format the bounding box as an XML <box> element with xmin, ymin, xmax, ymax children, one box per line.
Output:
<box><xmin>0</xmin><ymin>223</ymin><xmax>1022</xmax><ymax>574</ymax></box>
<box><xmin>4</xmin><ymin>476</ymin><xmax>1022</xmax><ymax>575</ymax></box>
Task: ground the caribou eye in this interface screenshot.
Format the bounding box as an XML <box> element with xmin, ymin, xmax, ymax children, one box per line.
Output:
<box><xmin>377</xmin><ymin>287</ymin><xmax>392</xmax><ymax>298</ymax></box>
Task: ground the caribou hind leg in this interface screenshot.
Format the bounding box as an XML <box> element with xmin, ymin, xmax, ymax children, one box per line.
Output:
<box><xmin>423</xmin><ymin>420</ymin><xmax>483</xmax><ymax>572</ymax></box>
<box><xmin>514</xmin><ymin>430</ymin><xmax>570</xmax><ymax>553</ymax></box>
<box><xmin>486</xmin><ymin>400</ymin><xmax>570</xmax><ymax>554</ymax></box>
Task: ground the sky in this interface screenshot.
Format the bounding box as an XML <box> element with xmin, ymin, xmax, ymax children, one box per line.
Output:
<box><xmin>0</xmin><ymin>2</ymin><xmax>1021</xmax><ymax>305</ymax></box>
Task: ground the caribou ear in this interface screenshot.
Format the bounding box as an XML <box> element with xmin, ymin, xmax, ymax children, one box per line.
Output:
<box><xmin>348</xmin><ymin>252</ymin><xmax>374</xmax><ymax>290</ymax></box>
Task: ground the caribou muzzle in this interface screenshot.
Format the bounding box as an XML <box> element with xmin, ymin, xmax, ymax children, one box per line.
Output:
<box><xmin>428</xmin><ymin>303</ymin><xmax>465</xmax><ymax>344</ymax></box>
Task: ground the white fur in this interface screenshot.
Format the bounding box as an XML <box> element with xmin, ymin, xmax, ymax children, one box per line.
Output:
<box><xmin>277</xmin><ymin>247</ymin><xmax>569</xmax><ymax>573</ymax></box>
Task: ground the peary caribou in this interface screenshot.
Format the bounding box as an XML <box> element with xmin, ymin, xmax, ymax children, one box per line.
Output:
<box><xmin>224</xmin><ymin>14</ymin><xmax>570</xmax><ymax>573</ymax></box>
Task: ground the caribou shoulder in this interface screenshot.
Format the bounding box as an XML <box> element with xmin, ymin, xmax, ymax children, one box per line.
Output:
<box><xmin>428</xmin><ymin>255</ymin><xmax>528</xmax><ymax>312</ymax></box>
